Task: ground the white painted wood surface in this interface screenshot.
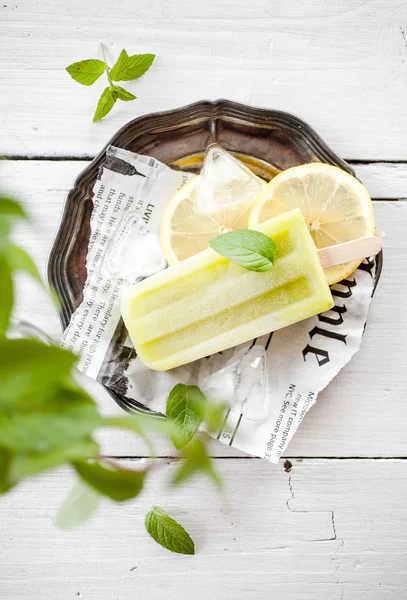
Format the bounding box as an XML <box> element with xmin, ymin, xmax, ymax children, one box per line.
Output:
<box><xmin>1</xmin><ymin>0</ymin><xmax>407</xmax><ymax>159</ymax></box>
<box><xmin>1</xmin><ymin>2</ymin><xmax>407</xmax><ymax>598</ymax></box>
<box><xmin>1</xmin><ymin>459</ymin><xmax>407</xmax><ymax>599</ymax></box>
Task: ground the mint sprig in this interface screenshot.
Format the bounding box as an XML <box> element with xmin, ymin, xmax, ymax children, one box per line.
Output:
<box><xmin>66</xmin><ymin>45</ymin><xmax>156</xmax><ymax>121</ymax></box>
<box><xmin>210</xmin><ymin>229</ymin><xmax>279</xmax><ymax>272</ymax></box>
<box><xmin>0</xmin><ymin>192</ymin><xmax>227</xmax><ymax>554</ymax></box>
<box><xmin>145</xmin><ymin>507</ymin><xmax>195</xmax><ymax>555</ymax></box>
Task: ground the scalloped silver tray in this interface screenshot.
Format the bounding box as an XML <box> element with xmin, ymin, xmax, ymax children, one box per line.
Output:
<box><xmin>48</xmin><ymin>99</ymin><xmax>382</xmax><ymax>413</ymax></box>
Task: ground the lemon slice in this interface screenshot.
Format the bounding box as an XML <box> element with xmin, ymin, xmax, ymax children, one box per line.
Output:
<box><xmin>248</xmin><ymin>163</ymin><xmax>375</xmax><ymax>285</ymax></box>
<box><xmin>161</xmin><ymin>175</ymin><xmax>265</xmax><ymax>265</ymax></box>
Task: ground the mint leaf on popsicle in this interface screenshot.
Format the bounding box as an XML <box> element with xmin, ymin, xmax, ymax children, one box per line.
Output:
<box><xmin>210</xmin><ymin>229</ymin><xmax>278</xmax><ymax>272</ymax></box>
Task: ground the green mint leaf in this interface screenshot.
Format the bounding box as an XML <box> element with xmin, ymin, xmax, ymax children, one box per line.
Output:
<box><xmin>108</xmin><ymin>49</ymin><xmax>129</xmax><ymax>81</ymax></box>
<box><xmin>55</xmin><ymin>480</ymin><xmax>100</xmax><ymax>530</ymax></box>
<box><xmin>0</xmin><ymin>401</ymin><xmax>101</xmax><ymax>453</ymax></box>
<box><xmin>0</xmin><ymin>339</ymin><xmax>76</xmax><ymax>410</ymax></box>
<box><xmin>119</xmin><ymin>53</ymin><xmax>155</xmax><ymax>81</ymax></box>
<box><xmin>93</xmin><ymin>86</ymin><xmax>118</xmax><ymax>122</ymax></box>
<box><xmin>4</xmin><ymin>243</ymin><xmax>42</xmax><ymax>284</ymax></box>
<box><xmin>145</xmin><ymin>506</ymin><xmax>195</xmax><ymax>555</ymax></box>
<box><xmin>0</xmin><ymin>196</ymin><xmax>26</xmax><ymax>219</ymax></box>
<box><xmin>112</xmin><ymin>85</ymin><xmax>136</xmax><ymax>101</ymax></box>
<box><xmin>0</xmin><ymin>446</ymin><xmax>14</xmax><ymax>493</ymax></box>
<box><xmin>9</xmin><ymin>438</ymin><xmax>99</xmax><ymax>483</ymax></box>
<box><xmin>166</xmin><ymin>384</ymin><xmax>205</xmax><ymax>449</ymax></box>
<box><xmin>171</xmin><ymin>436</ymin><xmax>221</xmax><ymax>489</ymax></box>
<box><xmin>210</xmin><ymin>229</ymin><xmax>279</xmax><ymax>272</ymax></box>
<box><xmin>0</xmin><ymin>256</ymin><xmax>13</xmax><ymax>336</ymax></box>
<box><xmin>73</xmin><ymin>459</ymin><xmax>145</xmax><ymax>502</ymax></box>
<box><xmin>66</xmin><ymin>59</ymin><xmax>106</xmax><ymax>86</ymax></box>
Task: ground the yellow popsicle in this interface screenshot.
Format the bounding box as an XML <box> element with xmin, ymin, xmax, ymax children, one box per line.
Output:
<box><xmin>121</xmin><ymin>209</ymin><xmax>334</xmax><ymax>371</ymax></box>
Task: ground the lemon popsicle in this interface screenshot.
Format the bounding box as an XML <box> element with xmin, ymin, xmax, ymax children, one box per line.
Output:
<box><xmin>121</xmin><ymin>209</ymin><xmax>334</xmax><ymax>371</ymax></box>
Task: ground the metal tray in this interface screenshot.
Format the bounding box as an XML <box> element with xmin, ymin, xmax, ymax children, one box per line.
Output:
<box><xmin>48</xmin><ymin>99</ymin><xmax>382</xmax><ymax>413</ymax></box>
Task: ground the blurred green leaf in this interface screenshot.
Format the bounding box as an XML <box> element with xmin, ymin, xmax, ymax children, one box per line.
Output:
<box><xmin>104</xmin><ymin>414</ymin><xmax>182</xmax><ymax>449</ymax></box>
<box><xmin>9</xmin><ymin>438</ymin><xmax>99</xmax><ymax>483</ymax></box>
<box><xmin>0</xmin><ymin>196</ymin><xmax>26</xmax><ymax>219</ymax></box>
<box><xmin>0</xmin><ymin>401</ymin><xmax>101</xmax><ymax>452</ymax></box>
<box><xmin>0</xmin><ymin>446</ymin><xmax>15</xmax><ymax>493</ymax></box>
<box><xmin>171</xmin><ymin>437</ymin><xmax>221</xmax><ymax>489</ymax></box>
<box><xmin>4</xmin><ymin>242</ymin><xmax>42</xmax><ymax>284</ymax></box>
<box><xmin>0</xmin><ymin>216</ymin><xmax>11</xmax><ymax>251</ymax></box>
<box><xmin>103</xmin><ymin>415</ymin><xmax>146</xmax><ymax>436</ymax></box>
<box><xmin>202</xmin><ymin>401</ymin><xmax>228</xmax><ymax>435</ymax></box>
<box><xmin>145</xmin><ymin>506</ymin><xmax>194</xmax><ymax>555</ymax></box>
<box><xmin>166</xmin><ymin>384</ymin><xmax>205</xmax><ymax>449</ymax></box>
<box><xmin>102</xmin><ymin>415</ymin><xmax>155</xmax><ymax>455</ymax></box>
<box><xmin>56</xmin><ymin>479</ymin><xmax>101</xmax><ymax>530</ymax></box>
<box><xmin>0</xmin><ymin>339</ymin><xmax>76</xmax><ymax>410</ymax></box>
<box><xmin>49</xmin><ymin>285</ymin><xmax>62</xmax><ymax>312</ymax></box>
<box><xmin>66</xmin><ymin>59</ymin><xmax>106</xmax><ymax>86</ymax></box>
<box><xmin>0</xmin><ymin>256</ymin><xmax>13</xmax><ymax>336</ymax></box>
<box><xmin>73</xmin><ymin>459</ymin><xmax>146</xmax><ymax>502</ymax></box>
<box><xmin>134</xmin><ymin>414</ymin><xmax>182</xmax><ymax>438</ymax></box>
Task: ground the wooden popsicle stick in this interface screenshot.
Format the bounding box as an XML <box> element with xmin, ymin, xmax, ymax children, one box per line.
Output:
<box><xmin>318</xmin><ymin>236</ymin><xmax>382</xmax><ymax>269</ymax></box>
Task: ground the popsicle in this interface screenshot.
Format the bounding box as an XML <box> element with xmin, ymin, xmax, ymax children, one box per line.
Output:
<box><xmin>121</xmin><ymin>209</ymin><xmax>337</xmax><ymax>371</ymax></box>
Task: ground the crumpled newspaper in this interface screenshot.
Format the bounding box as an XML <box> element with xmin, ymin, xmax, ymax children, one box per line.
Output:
<box><xmin>61</xmin><ymin>146</ymin><xmax>378</xmax><ymax>462</ymax></box>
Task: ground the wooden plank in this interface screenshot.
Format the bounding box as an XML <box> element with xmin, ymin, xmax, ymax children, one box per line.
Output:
<box><xmin>1</xmin><ymin>160</ymin><xmax>406</xmax><ymax>458</ymax></box>
<box><xmin>1</xmin><ymin>0</ymin><xmax>407</xmax><ymax>159</ymax></box>
<box><xmin>0</xmin><ymin>459</ymin><xmax>406</xmax><ymax>599</ymax></box>
<box><xmin>3</xmin><ymin>159</ymin><xmax>407</xmax><ymax>202</ymax></box>
<box><xmin>353</xmin><ymin>163</ymin><xmax>407</xmax><ymax>199</ymax></box>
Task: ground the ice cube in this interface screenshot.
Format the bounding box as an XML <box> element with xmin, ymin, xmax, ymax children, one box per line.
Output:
<box><xmin>195</xmin><ymin>144</ymin><xmax>264</xmax><ymax>217</ymax></box>
<box><xmin>101</xmin><ymin>218</ymin><xmax>167</xmax><ymax>282</ymax></box>
<box><xmin>201</xmin><ymin>344</ymin><xmax>270</xmax><ymax>422</ymax></box>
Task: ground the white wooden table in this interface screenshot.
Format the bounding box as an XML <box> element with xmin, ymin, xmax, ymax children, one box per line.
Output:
<box><xmin>1</xmin><ymin>1</ymin><xmax>407</xmax><ymax>598</ymax></box>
